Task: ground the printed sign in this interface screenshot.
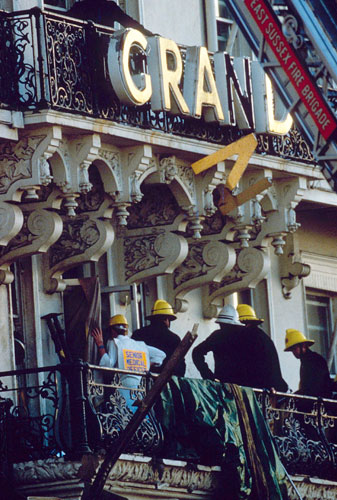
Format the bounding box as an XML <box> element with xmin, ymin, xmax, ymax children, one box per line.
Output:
<box><xmin>123</xmin><ymin>349</ymin><xmax>148</xmax><ymax>373</ymax></box>
<box><xmin>244</xmin><ymin>0</ymin><xmax>336</xmax><ymax>140</ymax></box>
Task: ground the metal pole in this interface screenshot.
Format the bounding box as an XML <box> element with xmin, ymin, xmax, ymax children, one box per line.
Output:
<box><xmin>130</xmin><ymin>283</ymin><xmax>140</xmax><ymax>330</ymax></box>
<box><xmin>282</xmin><ymin>465</ymin><xmax>303</xmax><ymax>500</ymax></box>
<box><xmin>327</xmin><ymin>320</ymin><xmax>337</xmax><ymax>370</ymax></box>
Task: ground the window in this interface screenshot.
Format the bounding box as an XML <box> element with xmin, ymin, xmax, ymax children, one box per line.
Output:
<box><xmin>44</xmin><ymin>0</ymin><xmax>71</xmax><ymax>8</ymax></box>
<box><xmin>306</xmin><ymin>293</ymin><xmax>336</xmax><ymax>373</ymax></box>
<box><xmin>44</xmin><ymin>0</ymin><xmax>122</xmax><ymax>10</ymax></box>
<box><xmin>205</xmin><ymin>1</ymin><xmax>251</xmax><ymax>57</ymax></box>
<box><xmin>216</xmin><ymin>0</ymin><xmax>234</xmax><ymax>51</ymax></box>
<box><xmin>235</xmin><ymin>280</ymin><xmax>271</xmax><ymax>336</ymax></box>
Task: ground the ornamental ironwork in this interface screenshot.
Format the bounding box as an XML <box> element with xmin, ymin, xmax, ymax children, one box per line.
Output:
<box><xmin>0</xmin><ymin>368</ymin><xmax>62</xmax><ymax>462</ymax></box>
<box><xmin>0</xmin><ymin>10</ymin><xmax>317</xmax><ymax>166</ymax></box>
<box><xmin>45</xmin><ymin>15</ymin><xmax>94</xmax><ymax>114</ymax></box>
<box><xmin>86</xmin><ymin>365</ymin><xmax>164</xmax><ymax>455</ymax></box>
<box><xmin>255</xmin><ymin>390</ymin><xmax>337</xmax><ymax>480</ymax></box>
<box><xmin>0</xmin><ymin>12</ymin><xmax>38</xmax><ymax>107</ymax></box>
<box><xmin>0</xmin><ymin>363</ymin><xmax>336</xmax><ymax>481</ymax></box>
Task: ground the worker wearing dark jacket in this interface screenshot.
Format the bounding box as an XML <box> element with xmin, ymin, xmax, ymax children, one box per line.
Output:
<box><xmin>284</xmin><ymin>328</ymin><xmax>333</xmax><ymax>398</ymax></box>
<box><xmin>237</xmin><ymin>304</ymin><xmax>288</xmax><ymax>392</ymax></box>
<box><xmin>192</xmin><ymin>304</ymin><xmax>253</xmax><ymax>385</ymax></box>
<box><xmin>132</xmin><ymin>299</ymin><xmax>186</xmax><ymax>377</ymax></box>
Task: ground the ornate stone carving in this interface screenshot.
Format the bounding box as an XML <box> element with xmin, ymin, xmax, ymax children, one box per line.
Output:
<box><xmin>0</xmin><ymin>135</ymin><xmax>41</xmax><ymax>195</ymax></box>
<box><xmin>113</xmin><ymin>201</ymin><xmax>132</xmax><ymax>227</ymax></box>
<box><xmin>222</xmin><ymin>172</ymin><xmax>271</xmax><ymax>248</ymax></box>
<box><xmin>43</xmin><ymin>166</ymin><xmax>114</xmax><ymax>293</ymax></box>
<box><xmin>78</xmin><ymin>162</ymin><xmax>93</xmax><ymax>194</ymax></box>
<box><xmin>123</xmin><ymin>230</ymin><xmax>188</xmax><ymax>283</ymax></box>
<box><xmin>159</xmin><ymin>156</ymin><xmax>195</xmax><ymax>203</ymax></box>
<box><xmin>75</xmin><ymin>135</ymin><xmax>101</xmax><ymax>193</ymax></box>
<box><xmin>13</xmin><ymin>457</ymin><xmax>81</xmax><ymax>483</ymax></box>
<box><xmin>0</xmin><ymin>201</ymin><xmax>24</xmax><ymax>246</ymax></box>
<box><xmin>123</xmin><ymin>145</ymin><xmax>153</xmax><ymax>204</ymax></box>
<box><xmin>256</xmin><ymin>177</ymin><xmax>307</xmax><ymax>255</ymax></box>
<box><xmin>202</xmin><ymin>247</ymin><xmax>269</xmax><ymax>318</ymax></box>
<box><xmin>97</xmin><ymin>148</ymin><xmax>122</xmax><ymax>196</ymax></box>
<box><xmin>172</xmin><ymin>240</ymin><xmax>236</xmax><ymax>308</ymax></box>
<box><xmin>0</xmin><ymin>208</ymin><xmax>63</xmax><ymax>285</ymax></box>
<box><xmin>168</xmin><ymin>170</ymin><xmax>271</xmax><ymax>312</ymax></box>
<box><xmin>13</xmin><ymin>456</ymin><xmax>218</xmax><ymax>495</ymax></box>
<box><xmin>104</xmin><ymin>458</ymin><xmax>218</xmax><ymax>493</ymax></box>
<box><xmin>159</xmin><ymin>156</ymin><xmax>178</xmax><ymax>183</ymax></box>
<box><xmin>43</xmin><ymin>200</ymin><xmax>114</xmax><ymax>293</ymax></box>
<box><xmin>38</xmin><ymin>157</ymin><xmax>53</xmax><ymax>186</ymax></box>
<box><xmin>183</xmin><ymin>204</ymin><xmax>204</xmax><ymax>239</ymax></box>
<box><xmin>0</xmin><ymin>127</ymin><xmax>63</xmax><ymax>202</ymax></box>
<box><xmin>49</xmin><ymin>134</ymin><xmax>101</xmax><ymax>215</ymax></box>
<box><xmin>280</xmin><ymin>233</ymin><xmax>311</xmax><ymax>299</ymax></box>
<box><xmin>116</xmin><ymin>183</ymin><xmax>189</xmax><ymax>283</ymax></box>
<box><xmin>126</xmin><ymin>184</ymin><xmax>182</xmax><ymax>229</ymax></box>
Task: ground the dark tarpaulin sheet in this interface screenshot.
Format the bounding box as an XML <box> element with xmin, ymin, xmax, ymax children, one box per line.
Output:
<box><xmin>156</xmin><ymin>377</ymin><xmax>288</xmax><ymax>500</ymax></box>
<box><xmin>64</xmin><ymin>277</ymin><xmax>101</xmax><ymax>363</ymax></box>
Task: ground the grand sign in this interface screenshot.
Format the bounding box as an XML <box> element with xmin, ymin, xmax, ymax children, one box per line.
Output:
<box><xmin>107</xmin><ymin>28</ymin><xmax>292</xmax><ymax>135</ymax></box>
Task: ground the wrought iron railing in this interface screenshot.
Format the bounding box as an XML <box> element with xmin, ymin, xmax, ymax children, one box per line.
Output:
<box><xmin>0</xmin><ymin>362</ymin><xmax>336</xmax><ymax>480</ymax></box>
<box><xmin>86</xmin><ymin>363</ymin><xmax>164</xmax><ymax>455</ymax></box>
<box><xmin>0</xmin><ymin>361</ymin><xmax>164</xmax><ymax>466</ymax></box>
<box><xmin>255</xmin><ymin>389</ymin><xmax>337</xmax><ymax>480</ymax></box>
<box><xmin>0</xmin><ymin>7</ymin><xmax>314</xmax><ymax>164</ymax></box>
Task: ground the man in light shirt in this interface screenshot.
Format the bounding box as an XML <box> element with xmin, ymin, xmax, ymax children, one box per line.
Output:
<box><xmin>91</xmin><ymin>314</ymin><xmax>165</xmax><ymax>412</ymax></box>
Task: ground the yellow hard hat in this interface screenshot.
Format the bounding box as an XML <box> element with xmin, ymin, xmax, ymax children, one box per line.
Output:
<box><xmin>237</xmin><ymin>304</ymin><xmax>263</xmax><ymax>324</ymax></box>
<box><xmin>109</xmin><ymin>314</ymin><xmax>128</xmax><ymax>327</ymax></box>
<box><xmin>284</xmin><ymin>328</ymin><xmax>314</xmax><ymax>351</ymax></box>
<box><xmin>146</xmin><ymin>299</ymin><xmax>177</xmax><ymax>320</ymax></box>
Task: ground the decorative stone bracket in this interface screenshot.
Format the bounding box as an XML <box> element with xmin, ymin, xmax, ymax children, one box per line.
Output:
<box><xmin>0</xmin><ymin>201</ymin><xmax>24</xmax><ymax>246</ymax></box>
<box><xmin>202</xmin><ymin>246</ymin><xmax>270</xmax><ymax>318</ymax></box>
<box><xmin>0</xmin><ymin>126</ymin><xmax>62</xmax><ymax>202</ymax></box>
<box><xmin>121</xmin><ymin>229</ymin><xmax>188</xmax><ymax>284</ymax></box>
<box><xmin>255</xmin><ymin>176</ymin><xmax>307</xmax><ymax>254</ymax></box>
<box><xmin>0</xmin><ymin>208</ymin><xmax>63</xmax><ymax>285</ymax></box>
<box><xmin>170</xmin><ymin>240</ymin><xmax>236</xmax><ymax>312</ymax></box>
<box><xmin>280</xmin><ymin>233</ymin><xmax>311</xmax><ymax>299</ymax></box>
<box><xmin>123</xmin><ymin>145</ymin><xmax>154</xmax><ymax>204</ymax></box>
<box><xmin>42</xmin><ymin>199</ymin><xmax>114</xmax><ymax>293</ymax></box>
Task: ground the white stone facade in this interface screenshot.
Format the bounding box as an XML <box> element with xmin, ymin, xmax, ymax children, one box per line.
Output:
<box><xmin>0</xmin><ymin>1</ymin><xmax>336</xmax><ymax>499</ymax></box>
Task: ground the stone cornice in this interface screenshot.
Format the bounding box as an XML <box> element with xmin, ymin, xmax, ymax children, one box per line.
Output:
<box><xmin>302</xmin><ymin>252</ymin><xmax>337</xmax><ymax>292</ymax></box>
<box><xmin>13</xmin><ymin>455</ymin><xmax>337</xmax><ymax>500</ymax></box>
<box><xmin>23</xmin><ymin>111</ymin><xmax>323</xmax><ymax>181</ymax></box>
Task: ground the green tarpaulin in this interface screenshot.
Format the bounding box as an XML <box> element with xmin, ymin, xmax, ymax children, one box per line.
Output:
<box><xmin>156</xmin><ymin>377</ymin><xmax>288</xmax><ymax>499</ymax></box>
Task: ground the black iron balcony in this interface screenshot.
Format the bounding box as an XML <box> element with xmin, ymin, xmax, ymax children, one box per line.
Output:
<box><xmin>0</xmin><ymin>361</ymin><xmax>336</xmax><ymax>483</ymax></box>
<box><xmin>0</xmin><ymin>7</ymin><xmax>314</xmax><ymax>164</ymax></box>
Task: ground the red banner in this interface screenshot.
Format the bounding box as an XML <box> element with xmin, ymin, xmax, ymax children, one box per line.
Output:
<box><xmin>244</xmin><ymin>0</ymin><xmax>336</xmax><ymax>140</ymax></box>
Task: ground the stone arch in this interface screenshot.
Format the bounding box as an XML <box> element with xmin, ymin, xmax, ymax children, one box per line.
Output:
<box><xmin>48</xmin><ymin>151</ymin><xmax>69</xmax><ymax>188</ymax></box>
<box><xmin>126</xmin><ymin>183</ymin><xmax>186</xmax><ymax>230</ymax></box>
<box><xmin>143</xmin><ymin>169</ymin><xmax>195</xmax><ymax>212</ymax></box>
<box><xmin>92</xmin><ymin>158</ymin><xmax>120</xmax><ymax>196</ymax></box>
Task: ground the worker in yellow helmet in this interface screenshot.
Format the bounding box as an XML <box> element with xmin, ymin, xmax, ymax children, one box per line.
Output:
<box><xmin>236</xmin><ymin>304</ymin><xmax>288</xmax><ymax>392</ymax></box>
<box><xmin>132</xmin><ymin>299</ymin><xmax>186</xmax><ymax>376</ymax></box>
<box><xmin>284</xmin><ymin>328</ymin><xmax>333</xmax><ymax>398</ymax></box>
<box><xmin>91</xmin><ymin>314</ymin><xmax>165</xmax><ymax>412</ymax></box>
